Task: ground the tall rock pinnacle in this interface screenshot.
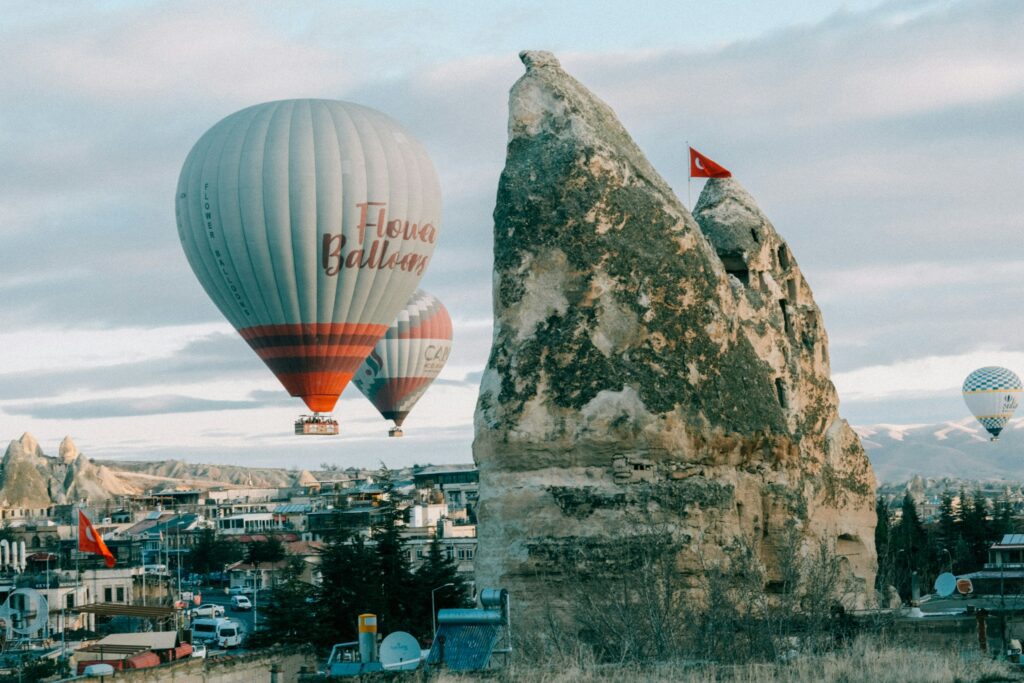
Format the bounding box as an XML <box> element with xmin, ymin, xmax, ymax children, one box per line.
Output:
<box><xmin>473</xmin><ymin>52</ymin><xmax>876</xmax><ymax>619</ymax></box>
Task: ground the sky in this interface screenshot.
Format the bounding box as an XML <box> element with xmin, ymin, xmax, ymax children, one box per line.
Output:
<box><xmin>1</xmin><ymin>0</ymin><xmax>1022</xmax><ymax>469</ymax></box>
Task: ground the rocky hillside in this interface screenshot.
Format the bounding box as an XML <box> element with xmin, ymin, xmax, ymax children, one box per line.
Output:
<box><xmin>0</xmin><ymin>433</ymin><xmax>300</xmax><ymax>506</ymax></box>
<box><xmin>473</xmin><ymin>51</ymin><xmax>877</xmax><ymax>620</ymax></box>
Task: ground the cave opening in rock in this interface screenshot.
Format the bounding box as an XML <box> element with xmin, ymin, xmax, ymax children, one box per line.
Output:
<box><xmin>780</xmin><ymin>299</ymin><xmax>792</xmax><ymax>335</ymax></box>
<box><xmin>719</xmin><ymin>251</ymin><xmax>749</xmax><ymax>286</ymax></box>
<box><xmin>775</xmin><ymin>378</ymin><xmax>789</xmax><ymax>409</ymax></box>
<box><xmin>777</xmin><ymin>245</ymin><xmax>791</xmax><ymax>270</ymax></box>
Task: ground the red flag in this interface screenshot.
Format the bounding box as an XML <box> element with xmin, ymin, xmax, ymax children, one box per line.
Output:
<box><xmin>689</xmin><ymin>147</ymin><xmax>732</xmax><ymax>178</ymax></box>
<box><xmin>78</xmin><ymin>510</ymin><xmax>116</xmax><ymax>568</ymax></box>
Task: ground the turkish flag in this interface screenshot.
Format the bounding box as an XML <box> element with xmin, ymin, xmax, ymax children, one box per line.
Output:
<box><xmin>78</xmin><ymin>510</ymin><xmax>116</xmax><ymax>568</ymax></box>
<box><xmin>689</xmin><ymin>147</ymin><xmax>732</xmax><ymax>178</ymax></box>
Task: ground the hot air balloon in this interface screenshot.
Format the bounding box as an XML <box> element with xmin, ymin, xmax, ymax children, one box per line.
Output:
<box><xmin>353</xmin><ymin>290</ymin><xmax>452</xmax><ymax>437</ymax></box>
<box><xmin>175</xmin><ymin>99</ymin><xmax>441</xmax><ymax>434</ymax></box>
<box><xmin>962</xmin><ymin>366</ymin><xmax>1022</xmax><ymax>440</ymax></box>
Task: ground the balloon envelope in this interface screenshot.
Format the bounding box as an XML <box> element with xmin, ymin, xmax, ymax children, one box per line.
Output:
<box><xmin>962</xmin><ymin>366</ymin><xmax>1022</xmax><ymax>439</ymax></box>
<box><xmin>176</xmin><ymin>99</ymin><xmax>441</xmax><ymax>413</ymax></box>
<box><xmin>353</xmin><ymin>290</ymin><xmax>452</xmax><ymax>429</ymax></box>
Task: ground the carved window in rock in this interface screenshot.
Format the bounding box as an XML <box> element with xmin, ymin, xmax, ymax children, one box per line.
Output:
<box><xmin>777</xmin><ymin>245</ymin><xmax>791</xmax><ymax>270</ymax></box>
<box><xmin>719</xmin><ymin>251</ymin><xmax>749</xmax><ymax>286</ymax></box>
<box><xmin>775</xmin><ymin>378</ymin><xmax>789</xmax><ymax>409</ymax></box>
<box><xmin>779</xmin><ymin>300</ymin><xmax>792</xmax><ymax>335</ymax></box>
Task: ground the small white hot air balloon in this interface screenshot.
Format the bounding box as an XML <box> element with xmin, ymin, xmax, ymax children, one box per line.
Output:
<box><xmin>962</xmin><ymin>366</ymin><xmax>1022</xmax><ymax>440</ymax></box>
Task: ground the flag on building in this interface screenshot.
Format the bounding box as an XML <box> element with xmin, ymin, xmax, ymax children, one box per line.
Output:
<box><xmin>689</xmin><ymin>147</ymin><xmax>732</xmax><ymax>178</ymax></box>
<box><xmin>78</xmin><ymin>510</ymin><xmax>116</xmax><ymax>568</ymax></box>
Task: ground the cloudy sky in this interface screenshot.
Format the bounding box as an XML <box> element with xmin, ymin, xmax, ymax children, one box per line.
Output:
<box><xmin>1</xmin><ymin>0</ymin><xmax>1021</xmax><ymax>468</ymax></box>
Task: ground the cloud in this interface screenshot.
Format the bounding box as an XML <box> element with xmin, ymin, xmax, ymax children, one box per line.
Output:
<box><xmin>833</xmin><ymin>348</ymin><xmax>1024</xmax><ymax>402</ymax></box>
<box><xmin>2</xmin><ymin>395</ymin><xmax>264</xmax><ymax>420</ymax></box>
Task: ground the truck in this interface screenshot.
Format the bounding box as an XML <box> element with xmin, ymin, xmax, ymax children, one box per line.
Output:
<box><xmin>191</xmin><ymin>617</ymin><xmax>243</xmax><ymax>649</ymax></box>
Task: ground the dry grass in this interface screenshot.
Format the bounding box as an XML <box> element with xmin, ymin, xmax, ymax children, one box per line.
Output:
<box><xmin>431</xmin><ymin>638</ymin><xmax>1023</xmax><ymax>683</ymax></box>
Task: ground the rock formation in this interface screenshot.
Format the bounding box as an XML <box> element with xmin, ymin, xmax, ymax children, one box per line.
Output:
<box><xmin>473</xmin><ymin>51</ymin><xmax>876</xmax><ymax>617</ymax></box>
<box><xmin>0</xmin><ymin>433</ymin><xmax>133</xmax><ymax>507</ymax></box>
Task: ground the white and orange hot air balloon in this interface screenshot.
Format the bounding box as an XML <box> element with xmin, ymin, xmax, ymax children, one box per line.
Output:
<box><xmin>353</xmin><ymin>290</ymin><xmax>452</xmax><ymax>437</ymax></box>
<box><xmin>175</xmin><ymin>99</ymin><xmax>441</xmax><ymax>434</ymax></box>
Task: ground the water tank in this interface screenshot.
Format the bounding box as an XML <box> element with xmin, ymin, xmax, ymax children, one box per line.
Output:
<box><xmin>479</xmin><ymin>588</ymin><xmax>507</xmax><ymax>610</ymax></box>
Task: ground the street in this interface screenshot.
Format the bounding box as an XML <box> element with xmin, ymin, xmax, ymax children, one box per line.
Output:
<box><xmin>185</xmin><ymin>590</ymin><xmax>263</xmax><ymax>651</ymax></box>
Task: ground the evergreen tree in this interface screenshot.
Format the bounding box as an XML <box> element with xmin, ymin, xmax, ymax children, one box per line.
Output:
<box><xmin>994</xmin><ymin>494</ymin><xmax>1015</xmax><ymax>538</ymax></box>
<box><xmin>893</xmin><ymin>493</ymin><xmax>927</xmax><ymax>598</ymax></box>
<box><xmin>937</xmin><ymin>490</ymin><xmax>959</xmax><ymax>548</ymax></box>
<box><xmin>244</xmin><ymin>537</ymin><xmax>286</xmax><ymax>590</ymax></box>
<box><xmin>315</xmin><ymin>530</ymin><xmax>380</xmax><ymax>648</ymax></box>
<box><xmin>961</xmin><ymin>490</ymin><xmax>991</xmax><ymax>569</ymax></box>
<box><xmin>249</xmin><ymin>557</ymin><xmax>317</xmax><ymax>646</ymax></box>
<box><xmin>412</xmin><ymin>534</ymin><xmax>472</xmax><ymax>641</ymax></box>
<box><xmin>188</xmin><ymin>528</ymin><xmax>242</xmax><ymax>576</ymax></box>
<box><xmin>874</xmin><ymin>497</ymin><xmax>893</xmax><ymax>590</ymax></box>
<box><xmin>372</xmin><ymin>467</ymin><xmax>416</xmax><ymax>635</ymax></box>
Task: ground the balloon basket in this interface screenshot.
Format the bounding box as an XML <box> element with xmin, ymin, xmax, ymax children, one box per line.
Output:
<box><xmin>295</xmin><ymin>415</ymin><xmax>339</xmax><ymax>436</ymax></box>
<box><xmin>388</xmin><ymin>427</ymin><xmax>404</xmax><ymax>438</ymax></box>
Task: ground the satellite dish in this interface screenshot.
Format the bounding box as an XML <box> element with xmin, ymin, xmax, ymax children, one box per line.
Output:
<box><xmin>957</xmin><ymin>577</ymin><xmax>974</xmax><ymax>595</ymax></box>
<box><xmin>379</xmin><ymin>631</ymin><xmax>421</xmax><ymax>671</ymax></box>
<box><xmin>934</xmin><ymin>572</ymin><xmax>956</xmax><ymax>598</ymax></box>
<box><xmin>0</xmin><ymin>588</ymin><xmax>48</xmax><ymax>637</ymax></box>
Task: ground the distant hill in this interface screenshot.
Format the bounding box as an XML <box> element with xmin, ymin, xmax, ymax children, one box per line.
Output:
<box><xmin>0</xmin><ymin>432</ymin><xmax>299</xmax><ymax>507</ymax></box>
<box><xmin>857</xmin><ymin>418</ymin><xmax>1024</xmax><ymax>483</ymax></box>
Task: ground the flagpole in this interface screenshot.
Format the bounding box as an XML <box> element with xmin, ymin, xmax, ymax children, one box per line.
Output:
<box><xmin>686</xmin><ymin>140</ymin><xmax>691</xmax><ymax>209</ymax></box>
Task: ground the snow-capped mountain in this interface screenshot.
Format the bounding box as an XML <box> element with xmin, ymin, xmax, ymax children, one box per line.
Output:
<box><xmin>856</xmin><ymin>417</ymin><xmax>1024</xmax><ymax>483</ymax></box>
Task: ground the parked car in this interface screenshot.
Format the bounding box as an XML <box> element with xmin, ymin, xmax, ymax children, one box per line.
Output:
<box><xmin>191</xmin><ymin>618</ymin><xmax>243</xmax><ymax>649</ymax></box>
<box><xmin>228</xmin><ymin>585</ymin><xmax>253</xmax><ymax>596</ymax></box>
<box><xmin>190</xmin><ymin>603</ymin><xmax>225</xmax><ymax>619</ymax></box>
<box><xmin>230</xmin><ymin>595</ymin><xmax>252</xmax><ymax>611</ymax></box>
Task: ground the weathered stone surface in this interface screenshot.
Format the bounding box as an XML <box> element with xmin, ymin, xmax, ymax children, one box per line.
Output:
<box><xmin>0</xmin><ymin>433</ymin><xmax>133</xmax><ymax>507</ymax></box>
<box><xmin>473</xmin><ymin>51</ymin><xmax>876</xmax><ymax>616</ymax></box>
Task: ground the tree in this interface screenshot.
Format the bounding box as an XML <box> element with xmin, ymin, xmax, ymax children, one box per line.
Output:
<box><xmin>875</xmin><ymin>497</ymin><xmax>894</xmax><ymax>590</ymax></box>
<box><xmin>248</xmin><ymin>557</ymin><xmax>317</xmax><ymax>647</ymax></box>
<box><xmin>412</xmin><ymin>534</ymin><xmax>472</xmax><ymax>641</ymax></box>
<box><xmin>315</xmin><ymin>530</ymin><xmax>380</xmax><ymax>648</ymax></box>
<box><xmin>960</xmin><ymin>490</ymin><xmax>991</xmax><ymax>569</ymax></box>
<box><xmin>892</xmin><ymin>493</ymin><xmax>927</xmax><ymax>598</ymax></box>
<box><xmin>188</xmin><ymin>529</ymin><xmax>242</xmax><ymax>576</ymax></box>
<box><xmin>245</xmin><ymin>538</ymin><xmax>286</xmax><ymax>591</ymax></box>
<box><xmin>994</xmin><ymin>494</ymin><xmax>1015</xmax><ymax>538</ymax></box>
<box><xmin>371</xmin><ymin>467</ymin><xmax>416</xmax><ymax>635</ymax></box>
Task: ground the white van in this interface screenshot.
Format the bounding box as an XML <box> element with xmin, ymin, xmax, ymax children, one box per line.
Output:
<box><xmin>192</xmin><ymin>617</ymin><xmax>243</xmax><ymax>649</ymax></box>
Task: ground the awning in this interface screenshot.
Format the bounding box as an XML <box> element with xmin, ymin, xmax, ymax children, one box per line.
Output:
<box><xmin>75</xmin><ymin>603</ymin><xmax>177</xmax><ymax>619</ymax></box>
<box><xmin>78</xmin><ymin>643</ymin><xmax>150</xmax><ymax>655</ymax></box>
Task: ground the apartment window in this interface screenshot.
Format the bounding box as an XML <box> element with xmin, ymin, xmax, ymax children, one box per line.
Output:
<box><xmin>66</xmin><ymin>594</ymin><xmax>75</xmax><ymax>609</ymax></box>
<box><xmin>117</xmin><ymin>587</ymin><xmax>125</xmax><ymax>602</ymax></box>
<box><xmin>104</xmin><ymin>587</ymin><xmax>112</xmax><ymax>602</ymax></box>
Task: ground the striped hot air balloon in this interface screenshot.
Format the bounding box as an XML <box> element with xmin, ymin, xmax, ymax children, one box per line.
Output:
<box><xmin>962</xmin><ymin>366</ymin><xmax>1022</xmax><ymax>440</ymax></box>
<box><xmin>353</xmin><ymin>290</ymin><xmax>452</xmax><ymax>437</ymax></box>
<box><xmin>175</xmin><ymin>99</ymin><xmax>441</xmax><ymax>433</ymax></box>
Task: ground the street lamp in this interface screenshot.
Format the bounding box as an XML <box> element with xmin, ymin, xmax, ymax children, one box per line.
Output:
<box><xmin>431</xmin><ymin>583</ymin><xmax>454</xmax><ymax>642</ymax></box>
<box><xmin>941</xmin><ymin>548</ymin><xmax>953</xmax><ymax>574</ymax></box>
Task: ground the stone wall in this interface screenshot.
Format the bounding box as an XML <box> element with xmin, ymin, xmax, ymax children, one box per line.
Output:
<box><xmin>105</xmin><ymin>647</ymin><xmax>316</xmax><ymax>683</ymax></box>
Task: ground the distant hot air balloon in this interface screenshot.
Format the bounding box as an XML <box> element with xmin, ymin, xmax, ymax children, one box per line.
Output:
<box><xmin>175</xmin><ymin>99</ymin><xmax>441</xmax><ymax>434</ymax></box>
<box><xmin>353</xmin><ymin>290</ymin><xmax>452</xmax><ymax>437</ymax></box>
<box><xmin>962</xmin><ymin>366</ymin><xmax>1022</xmax><ymax>440</ymax></box>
